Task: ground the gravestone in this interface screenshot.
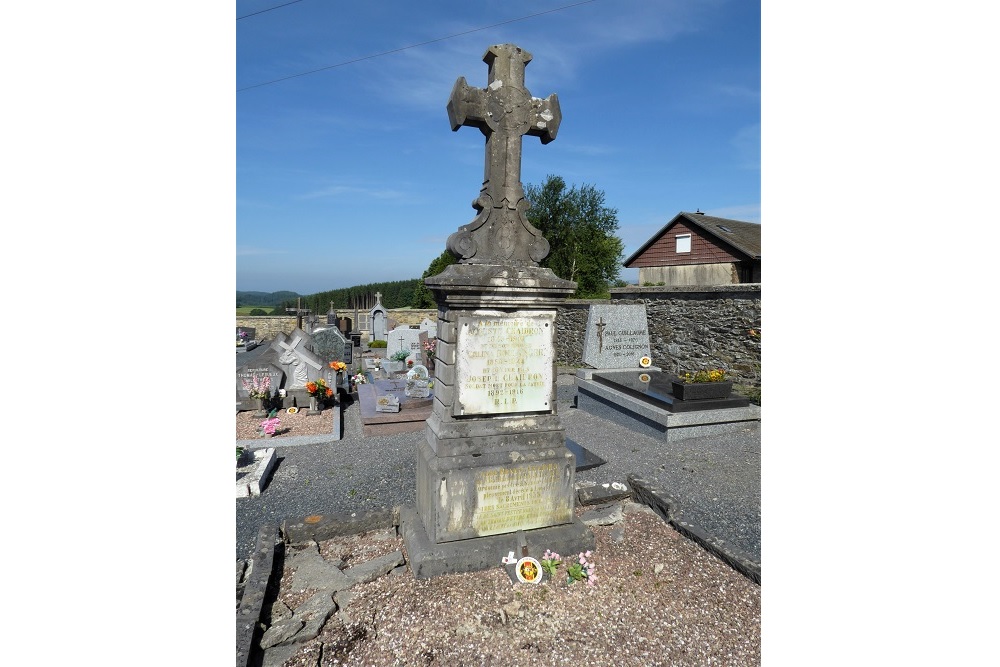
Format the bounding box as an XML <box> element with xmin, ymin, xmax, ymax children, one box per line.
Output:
<box><xmin>370</xmin><ymin>292</ymin><xmax>388</xmax><ymax>342</ymax></box>
<box><xmin>311</xmin><ymin>327</ymin><xmax>349</xmax><ymax>366</ymax></box>
<box><xmin>419</xmin><ymin>318</ymin><xmax>438</xmax><ymax>339</ymax></box>
<box><xmin>581</xmin><ymin>304</ymin><xmax>651</xmax><ymax>369</ymax></box>
<box><xmin>386</xmin><ymin>326</ymin><xmax>422</xmax><ymax>365</ymax></box>
<box><xmin>236</xmin><ymin>326</ymin><xmax>256</xmax><ymax>342</ymax></box>
<box><xmin>270</xmin><ymin>329</ymin><xmax>325</xmax><ymax>390</ymax></box>
<box><xmin>401</xmin><ymin>43</ymin><xmax>594</xmax><ymax>579</ymax></box>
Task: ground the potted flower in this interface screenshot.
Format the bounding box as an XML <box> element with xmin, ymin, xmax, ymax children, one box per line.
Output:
<box><xmin>671</xmin><ymin>368</ymin><xmax>732</xmax><ymax>401</ymax></box>
<box><xmin>422</xmin><ymin>339</ymin><xmax>437</xmax><ymax>371</ymax></box>
<box><xmin>258</xmin><ymin>410</ymin><xmax>281</xmax><ymax>439</ymax></box>
<box><xmin>386</xmin><ymin>349</ymin><xmax>410</xmax><ymax>373</ymax></box>
<box><xmin>304</xmin><ymin>378</ymin><xmax>333</xmax><ymax>414</ymax></box>
<box><xmin>241</xmin><ymin>373</ymin><xmax>271</xmax><ymax>417</ymax></box>
<box><xmin>350</xmin><ymin>372</ymin><xmax>368</xmax><ymax>393</ymax></box>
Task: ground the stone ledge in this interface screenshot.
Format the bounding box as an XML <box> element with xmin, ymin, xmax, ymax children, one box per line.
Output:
<box><xmin>627</xmin><ymin>476</ymin><xmax>760</xmax><ymax>585</ymax></box>
<box><xmin>236</xmin><ymin>448</ymin><xmax>277</xmax><ymax>498</ymax></box>
<box><xmin>236</xmin><ymin>524</ymin><xmax>280</xmax><ymax>667</ymax></box>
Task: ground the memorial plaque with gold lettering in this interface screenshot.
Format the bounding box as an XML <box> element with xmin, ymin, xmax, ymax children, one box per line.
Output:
<box><xmin>469</xmin><ymin>461</ymin><xmax>573</xmax><ymax>537</ymax></box>
<box><xmin>453</xmin><ymin>311</ymin><xmax>554</xmax><ymax>416</ymax></box>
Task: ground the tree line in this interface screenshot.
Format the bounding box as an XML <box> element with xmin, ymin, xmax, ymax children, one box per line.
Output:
<box><xmin>248</xmin><ymin>174</ymin><xmax>627</xmax><ymax>313</ymax></box>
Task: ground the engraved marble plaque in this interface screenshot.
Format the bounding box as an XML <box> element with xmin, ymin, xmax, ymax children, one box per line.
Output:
<box><xmin>454</xmin><ymin>311</ymin><xmax>554</xmax><ymax>416</ymax></box>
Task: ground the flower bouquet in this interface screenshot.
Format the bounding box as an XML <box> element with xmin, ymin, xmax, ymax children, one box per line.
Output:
<box><xmin>258</xmin><ymin>410</ymin><xmax>281</xmax><ymax>438</ymax></box>
<box><xmin>241</xmin><ymin>373</ymin><xmax>271</xmax><ymax>399</ymax></box>
<box><xmin>329</xmin><ymin>360</ymin><xmax>347</xmax><ymax>372</ymax></box>
<box><xmin>350</xmin><ymin>372</ymin><xmax>368</xmax><ymax>392</ymax></box>
<box><xmin>306</xmin><ymin>378</ymin><xmax>334</xmax><ymax>399</ymax></box>
<box><xmin>422</xmin><ymin>339</ymin><xmax>436</xmax><ymax>360</ymax></box>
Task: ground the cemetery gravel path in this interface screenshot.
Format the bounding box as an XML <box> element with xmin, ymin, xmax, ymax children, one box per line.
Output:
<box><xmin>236</xmin><ymin>371</ymin><xmax>760</xmax><ymax>567</ymax></box>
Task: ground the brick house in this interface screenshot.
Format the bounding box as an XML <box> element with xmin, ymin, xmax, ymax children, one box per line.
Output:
<box><xmin>623</xmin><ymin>211</ymin><xmax>761</xmax><ymax>286</ymax></box>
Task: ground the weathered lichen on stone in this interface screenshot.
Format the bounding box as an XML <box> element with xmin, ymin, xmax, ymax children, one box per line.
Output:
<box><xmin>445</xmin><ymin>43</ymin><xmax>561</xmax><ymax>266</ymax></box>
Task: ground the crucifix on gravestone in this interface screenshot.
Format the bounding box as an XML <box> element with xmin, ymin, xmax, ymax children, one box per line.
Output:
<box><xmin>595</xmin><ymin>317</ymin><xmax>607</xmax><ymax>353</ymax></box>
<box><xmin>446</xmin><ymin>43</ymin><xmax>561</xmax><ymax>266</ymax></box>
<box><xmin>286</xmin><ymin>297</ymin><xmax>311</xmax><ymax>331</ymax></box>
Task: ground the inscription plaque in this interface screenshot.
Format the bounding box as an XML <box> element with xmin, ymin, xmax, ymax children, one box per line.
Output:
<box><xmin>470</xmin><ymin>462</ymin><xmax>572</xmax><ymax>536</ymax></box>
<box><xmin>454</xmin><ymin>312</ymin><xmax>554</xmax><ymax>416</ymax></box>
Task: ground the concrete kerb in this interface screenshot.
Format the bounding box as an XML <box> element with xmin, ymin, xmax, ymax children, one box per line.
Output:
<box><xmin>628</xmin><ymin>475</ymin><xmax>761</xmax><ymax>585</ymax></box>
<box><xmin>236</xmin><ymin>482</ymin><xmax>759</xmax><ymax>664</ymax></box>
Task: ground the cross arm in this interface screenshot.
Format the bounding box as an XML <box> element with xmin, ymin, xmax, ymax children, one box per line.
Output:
<box><xmin>525</xmin><ymin>93</ymin><xmax>561</xmax><ymax>144</ymax></box>
<box><xmin>447</xmin><ymin>76</ymin><xmax>488</xmax><ymax>133</ymax></box>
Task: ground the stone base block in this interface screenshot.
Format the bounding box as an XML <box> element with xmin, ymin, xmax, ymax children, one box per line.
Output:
<box><xmin>400</xmin><ymin>504</ymin><xmax>594</xmax><ymax>579</ymax></box>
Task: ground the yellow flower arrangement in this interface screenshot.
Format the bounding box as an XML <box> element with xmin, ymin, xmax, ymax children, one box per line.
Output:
<box><xmin>329</xmin><ymin>361</ymin><xmax>347</xmax><ymax>372</ymax></box>
<box><xmin>680</xmin><ymin>369</ymin><xmax>727</xmax><ymax>383</ymax></box>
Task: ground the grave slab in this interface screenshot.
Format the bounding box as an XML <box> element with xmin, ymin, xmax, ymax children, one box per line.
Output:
<box><xmin>357</xmin><ymin>381</ymin><xmax>433</xmax><ymax>437</ymax></box>
<box><xmin>236</xmin><ymin>448</ymin><xmax>277</xmax><ymax>498</ymax></box>
<box><xmin>576</xmin><ymin>370</ymin><xmax>760</xmax><ymax>442</ymax></box>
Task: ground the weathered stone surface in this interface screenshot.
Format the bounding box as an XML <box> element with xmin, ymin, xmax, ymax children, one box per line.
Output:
<box><xmin>290</xmin><ymin>591</ymin><xmax>337</xmax><ymax>644</ymax></box>
<box><xmin>286</xmin><ymin>542</ymin><xmax>350</xmax><ymax>592</ymax></box>
<box><xmin>266</xmin><ymin>600</ymin><xmax>293</xmax><ymax>623</ymax></box>
<box><xmin>261</xmin><ymin>642</ymin><xmax>307</xmax><ymax>667</ymax></box>
<box><xmin>344</xmin><ymin>550</ymin><xmax>406</xmax><ymax>586</ymax></box>
<box><xmin>259</xmin><ymin>618</ymin><xmax>304</xmax><ymax>650</ymax></box>
<box><xmin>282</xmin><ymin>508</ymin><xmax>397</xmax><ymax>545</ymax></box>
<box><xmin>578</xmin><ymin>480</ymin><xmax>631</xmax><ymax>506</ymax></box>
<box><xmin>580</xmin><ymin>502</ymin><xmax>624</xmax><ymax>527</ymax></box>
<box><xmin>236</xmin><ymin>524</ymin><xmax>279</xmax><ymax>667</ymax></box>
<box><xmin>445</xmin><ymin>44</ymin><xmax>560</xmax><ymax>266</ymax></box>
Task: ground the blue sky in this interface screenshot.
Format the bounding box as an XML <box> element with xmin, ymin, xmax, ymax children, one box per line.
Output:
<box><xmin>237</xmin><ymin>0</ymin><xmax>760</xmax><ymax>294</ymax></box>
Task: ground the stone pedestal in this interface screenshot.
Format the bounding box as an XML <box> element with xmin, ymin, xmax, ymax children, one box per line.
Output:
<box><xmin>405</xmin><ymin>266</ymin><xmax>593</xmax><ymax>577</ymax></box>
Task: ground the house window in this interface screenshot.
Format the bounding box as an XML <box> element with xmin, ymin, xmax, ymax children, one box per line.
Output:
<box><xmin>675</xmin><ymin>234</ymin><xmax>691</xmax><ymax>253</ymax></box>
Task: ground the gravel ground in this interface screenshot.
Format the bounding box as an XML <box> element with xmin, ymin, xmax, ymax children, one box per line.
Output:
<box><xmin>266</xmin><ymin>504</ymin><xmax>760</xmax><ymax>666</ymax></box>
<box><xmin>237</xmin><ymin>367</ymin><xmax>761</xmax><ymax>665</ymax></box>
<box><xmin>236</xmin><ymin>372</ymin><xmax>760</xmax><ymax>566</ymax></box>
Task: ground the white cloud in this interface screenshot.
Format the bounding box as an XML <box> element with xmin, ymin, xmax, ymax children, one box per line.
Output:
<box><xmin>295</xmin><ymin>184</ymin><xmax>407</xmax><ymax>200</ymax></box>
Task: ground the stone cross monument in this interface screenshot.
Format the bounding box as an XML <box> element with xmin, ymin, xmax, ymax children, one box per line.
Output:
<box><xmin>401</xmin><ymin>44</ymin><xmax>594</xmax><ymax>578</ymax></box>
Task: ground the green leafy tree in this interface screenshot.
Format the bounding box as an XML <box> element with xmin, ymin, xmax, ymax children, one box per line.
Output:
<box><xmin>413</xmin><ymin>248</ymin><xmax>458</xmax><ymax>308</ymax></box>
<box><xmin>524</xmin><ymin>175</ymin><xmax>624</xmax><ymax>298</ymax></box>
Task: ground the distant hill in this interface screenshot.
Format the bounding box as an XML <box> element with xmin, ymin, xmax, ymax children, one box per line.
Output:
<box><xmin>236</xmin><ymin>290</ymin><xmax>301</xmax><ymax>308</ymax></box>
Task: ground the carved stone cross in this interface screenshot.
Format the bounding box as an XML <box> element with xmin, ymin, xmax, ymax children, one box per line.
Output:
<box><xmin>446</xmin><ymin>43</ymin><xmax>561</xmax><ymax>266</ymax></box>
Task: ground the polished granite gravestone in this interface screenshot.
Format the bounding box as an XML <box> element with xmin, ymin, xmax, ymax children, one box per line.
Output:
<box><xmin>401</xmin><ymin>44</ymin><xmax>594</xmax><ymax>579</ymax></box>
<box><xmin>582</xmin><ymin>304</ymin><xmax>651</xmax><ymax>369</ymax></box>
<box><xmin>576</xmin><ymin>368</ymin><xmax>760</xmax><ymax>442</ymax></box>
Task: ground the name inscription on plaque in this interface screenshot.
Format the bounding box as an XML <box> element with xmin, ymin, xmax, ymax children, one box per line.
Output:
<box><xmin>471</xmin><ymin>462</ymin><xmax>571</xmax><ymax>536</ymax></box>
<box><xmin>454</xmin><ymin>312</ymin><xmax>554</xmax><ymax>416</ymax></box>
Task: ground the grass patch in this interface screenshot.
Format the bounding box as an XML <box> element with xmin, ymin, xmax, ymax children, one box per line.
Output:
<box><xmin>734</xmin><ymin>384</ymin><xmax>761</xmax><ymax>406</ymax></box>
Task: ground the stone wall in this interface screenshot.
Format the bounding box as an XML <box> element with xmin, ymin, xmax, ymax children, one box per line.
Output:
<box><xmin>235</xmin><ymin>310</ymin><xmax>440</xmax><ymax>344</ymax></box>
<box><xmin>237</xmin><ymin>286</ymin><xmax>761</xmax><ymax>388</ymax></box>
<box><xmin>610</xmin><ymin>284</ymin><xmax>760</xmax><ymax>387</ymax></box>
